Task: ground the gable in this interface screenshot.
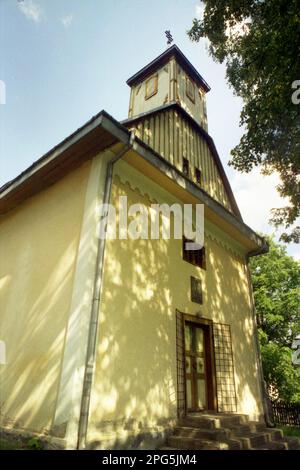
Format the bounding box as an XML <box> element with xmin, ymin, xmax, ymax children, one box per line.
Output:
<box><xmin>123</xmin><ymin>105</ymin><xmax>240</xmax><ymax>217</ymax></box>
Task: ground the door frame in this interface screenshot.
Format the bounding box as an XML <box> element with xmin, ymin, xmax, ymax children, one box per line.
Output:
<box><xmin>182</xmin><ymin>314</ymin><xmax>217</xmax><ymax>412</ymax></box>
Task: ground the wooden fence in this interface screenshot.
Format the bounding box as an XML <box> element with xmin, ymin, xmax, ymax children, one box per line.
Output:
<box><xmin>271</xmin><ymin>401</ymin><xmax>300</xmax><ymax>426</ymax></box>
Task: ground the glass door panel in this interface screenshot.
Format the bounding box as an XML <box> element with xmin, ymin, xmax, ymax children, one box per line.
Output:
<box><xmin>184</xmin><ymin>323</ymin><xmax>192</xmax><ymax>352</ymax></box>
<box><xmin>196</xmin><ymin>357</ymin><xmax>205</xmax><ymax>374</ymax></box>
<box><xmin>197</xmin><ymin>378</ymin><xmax>206</xmax><ymax>409</ymax></box>
<box><xmin>184</xmin><ymin>321</ymin><xmax>207</xmax><ymax>411</ymax></box>
<box><xmin>186</xmin><ymin>379</ymin><xmax>192</xmax><ymax>409</ymax></box>
<box><xmin>195</xmin><ymin>327</ymin><xmax>204</xmax><ymax>353</ymax></box>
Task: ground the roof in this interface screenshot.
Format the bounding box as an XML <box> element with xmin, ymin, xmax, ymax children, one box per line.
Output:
<box><xmin>122</xmin><ymin>101</ymin><xmax>242</xmax><ymax>220</ymax></box>
<box><xmin>0</xmin><ymin>109</ymin><xmax>267</xmax><ymax>255</ymax></box>
<box><xmin>126</xmin><ymin>44</ymin><xmax>211</xmax><ymax>93</ymax></box>
<box><xmin>0</xmin><ymin>110</ymin><xmax>129</xmax><ymax>215</ymax></box>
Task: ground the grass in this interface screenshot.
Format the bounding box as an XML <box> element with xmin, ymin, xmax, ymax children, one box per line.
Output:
<box><xmin>280</xmin><ymin>425</ymin><xmax>300</xmax><ymax>441</ymax></box>
<box><xmin>0</xmin><ymin>436</ymin><xmax>43</xmax><ymax>450</ymax></box>
<box><xmin>0</xmin><ymin>438</ymin><xmax>22</xmax><ymax>450</ymax></box>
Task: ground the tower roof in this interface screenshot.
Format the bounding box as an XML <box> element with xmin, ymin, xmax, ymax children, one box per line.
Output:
<box><xmin>126</xmin><ymin>44</ymin><xmax>211</xmax><ymax>93</ymax></box>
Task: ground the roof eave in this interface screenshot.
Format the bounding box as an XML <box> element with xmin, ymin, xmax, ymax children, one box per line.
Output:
<box><xmin>0</xmin><ymin>110</ymin><xmax>265</xmax><ymax>255</ymax></box>
<box><xmin>0</xmin><ymin>110</ymin><xmax>131</xmax><ymax>215</ymax></box>
<box><xmin>126</xmin><ymin>44</ymin><xmax>211</xmax><ymax>93</ymax></box>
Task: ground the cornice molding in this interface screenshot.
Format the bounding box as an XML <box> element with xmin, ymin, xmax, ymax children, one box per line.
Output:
<box><xmin>113</xmin><ymin>161</ymin><xmax>245</xmax><ymax>261</ymax></box>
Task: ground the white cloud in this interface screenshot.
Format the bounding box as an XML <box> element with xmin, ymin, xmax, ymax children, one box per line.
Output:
<box><xmin>232</xmin><ymin>169</ymin><xmax>287</xmax><ymax>234</ymax></box>
<box><xmin>195</xmin><ymin>3</ymin><xmax>204</xmax><ymax>20</ymax></box>
<box><xmin>193</xmin><ymin>2</ymin><xmax>210</xmax><ymax>48</ymax></box>
<box><xmin>232</xmin><ymin>169</ymin><xmax>300</xmax><ymax>261</ymax></box>
<box><xmin>60</xmin><ymin>14</ymin><xmax>73</xmax><ymax>28</ymax></box>
<box><xmin>17</xmin><ymin>0</ymin><xmax>42</xmax><ymax>23</ymax></box>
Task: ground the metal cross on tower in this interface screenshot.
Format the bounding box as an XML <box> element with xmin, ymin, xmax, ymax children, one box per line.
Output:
<box><xmin>165</xmin><ymin>30</ymin><xmax>173</xmax><ymax>46</ymax></box>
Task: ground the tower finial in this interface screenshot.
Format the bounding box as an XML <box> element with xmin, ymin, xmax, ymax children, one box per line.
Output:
<box><xmin>165</xmin><ymin>30</ymin><xmax>173</xmax><ymax>46</ymax></box>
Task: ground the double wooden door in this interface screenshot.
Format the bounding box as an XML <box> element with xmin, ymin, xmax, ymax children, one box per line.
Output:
<box><xmin>184</xmin><ymin>320</ymin><xmax>216</xmax><ymax>411</ymax></box>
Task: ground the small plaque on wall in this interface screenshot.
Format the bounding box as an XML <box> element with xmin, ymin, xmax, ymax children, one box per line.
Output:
<box><xmin>191</xmin><ymin>276</ymin><xmax>203</xmax><ymax>304</ymax></box>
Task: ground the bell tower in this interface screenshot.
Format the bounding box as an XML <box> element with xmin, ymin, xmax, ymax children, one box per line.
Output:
<box><xmin>123</xmin><ymin>45</ymin><xmax>240</xmax><ymax>218</ymax></box>
<box><xmin>126</xmin><ymin>44</ymin><xmax>210</xmax><ymax>131</ymax></box>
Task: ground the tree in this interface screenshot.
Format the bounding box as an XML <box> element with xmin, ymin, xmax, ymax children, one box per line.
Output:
<box><xmin>188</xmin><ymin>0</ymin><xmax>300</xmax><ymax>242</ymax></box>
<box><xmin>259</xmin><ymin>341</ymin><xmax>300</xmax><ymax>403</ymax></box>
<box><xmin>250</xmin><ymin>236</ymin><xmax>300</xmax><ymax>403</ymax></box>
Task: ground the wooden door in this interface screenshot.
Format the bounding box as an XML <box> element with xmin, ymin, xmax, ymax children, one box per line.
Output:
<box><xmin>184</xmin><ymin>322</ymin><xmax>207</xmax><ymax>411</ymax></box>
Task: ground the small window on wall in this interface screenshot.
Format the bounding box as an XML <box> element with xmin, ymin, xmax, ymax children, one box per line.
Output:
<box><xmin>182</xmin><ymin>157</ymin><xmax>189</xmax><ymax>176</ymax></box>
<box><xmin>186</xmin><ymin>77</ymin><xmax>195</xmax><ymax>103</ymax></box>
<box><xmin>182</xmin><ymin>236</ymin><xmax>206</xmax><ymax>270</ymax></box>
<box><xmin>195</xmin><ymin>167</ymin><xmax>202</xmax><ymax>185</ymax></box>
<box><xmin>145</xmin><ymin>74</ymin><xmax>158</xmax><ymax>100</ymax></box>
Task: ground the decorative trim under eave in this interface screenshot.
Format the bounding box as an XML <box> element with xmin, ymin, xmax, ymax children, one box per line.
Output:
<box><xmin>113</xmin><ymin>161</ymin><xmax>246</xmax><ymax>261</ymax></box>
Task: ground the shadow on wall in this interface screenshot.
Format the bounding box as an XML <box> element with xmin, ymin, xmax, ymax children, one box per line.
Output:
<box><xmin>207</xmin><ymin>239</ymin><xmax>262</xmax><ymax>417</ymax></box>
<box><xmin>87</xmin><ymin>184</ymin><xmax>178</xmax><ymax>445</ymax></box>
<box><xmin>0</xmin><ymin>162</ymin><xmax>261</xmax><ymax>444</ymax></box>
<box><xmin>0</xmin><ymin>163</ymin><xmax>91</xmax><ymax>433</ymax></box>
<box><xmin>86</xmin><ymin>176</ymin><xmax>262</xmax><ymax>448</ymax></box>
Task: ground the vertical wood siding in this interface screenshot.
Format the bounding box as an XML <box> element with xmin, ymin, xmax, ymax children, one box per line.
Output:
<box><xmin>131</xmin><ymin>109</ymin><xmax>233</xmax><ymax>212</ymax></box>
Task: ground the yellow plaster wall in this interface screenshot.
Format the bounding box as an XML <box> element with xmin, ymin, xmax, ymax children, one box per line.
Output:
<box><xmin>87</xmin><ymin>164</ymin><xmax>263</xmax><ymax>444</ymax></box>
<box><xmin>128</xmin><ymin>57</ymin><xmax>207</xmax><ymax>131</ymax></box>
<box><xmin>129</xmin><ymin>63</ymin><xmax>170</xmax><ymax>118</ymax></box>
<box><xmin>0</xmin><ymin>161</ymin><xmax>91</xmax><ymax>432</ymax></box>
<box><xmin>176</xmin><ymin>64</ymin><xmax>207</xmax><ymax>131</ymax></box>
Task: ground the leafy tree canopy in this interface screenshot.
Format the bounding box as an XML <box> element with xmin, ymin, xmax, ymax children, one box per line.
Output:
<box><xmin>188</xmin><ymin>0</ymin><xmax>300</xmax><ymax>242</ymax></box>
<box><xmin>250</xmin><ymin>236</ymin><xmax>300</xmax><ymax>402</ymax></box>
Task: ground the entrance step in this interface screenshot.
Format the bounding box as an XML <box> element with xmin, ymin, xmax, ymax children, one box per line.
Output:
<box><xmin>167</xmin><ymin>436</ymin><xmax>239</xmax><ymax>450</ymax></box>
<box><xmin>158</xmin><ymin>413</ymin><xmax>300</xmax><ymax>451</ymax></box>
<box><xmin>179</xmin><ymin>413</ymin><xmax>249</xmax><ymax>430</ymax></box>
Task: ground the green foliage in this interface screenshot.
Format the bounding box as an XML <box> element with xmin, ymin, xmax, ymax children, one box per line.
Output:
<box><xmin>0</xmin><ymin>438</ymin><xmax>21</xmax><ymax>450</ymax></box>
<box><xmin>261</xmin><ymin>342</ymin><xmax>300</xmax><ymax>403</ymax></box>
<box><xmin>188</xmin><ymin>1</ymin><xmax>300</xmax><ymax>242</ymax></box>
<box><xmin>280</xmin><ymin>425</ymin><xmax>300</xmax><ymax>440</ymax></box>
<box><xmin>27</xmin><ymin>436</ymin><xmax>43</xmax><ymax>450</ymax></box>
<box><xmin>251</xmin><ymin>236</ymin><xmax>300</xmax><ymax>346</ymax></box>
<box><xmin>250</xmin><ymin>236</ymin><xmax>300</xmax><ymax>403</ymax></box>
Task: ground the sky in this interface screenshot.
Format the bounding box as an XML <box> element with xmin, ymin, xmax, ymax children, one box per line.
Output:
<box><xmin>0</xmin><ymin>0</ymin><xmax>299</xmax><ymax>260</ymax></box>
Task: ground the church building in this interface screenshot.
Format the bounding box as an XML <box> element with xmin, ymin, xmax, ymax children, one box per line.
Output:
<box><xmin>0</xmin><ymin>45</ymin><xmax>272</xmax><ymax>449</ymax></box>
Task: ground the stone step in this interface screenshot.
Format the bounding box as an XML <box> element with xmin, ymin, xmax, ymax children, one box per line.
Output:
<box><xmin>178</xmin><ymin>417</ymin><xmax>219</xmax><ymax>430</ymax></box>
<box><xmin>165</xmin><ymin>428</ymin><xmax>300</xmax><ymax>451</ymax></box>
<box><xmin>161</xmin><ymin>413</ymin><xmax>300</xmax><ymax>451</ymax></box>
<box><xmin>179</xmin><ymin>413</ymin><xmax>248</xmax><ymax>430</ymax></box>
<box><xmin>226</xmin><ymin>423</ymin><xmax>254</xmax><ymax>435</ymax></box>
<box><xmin>173</xmin><ymin>426</ymin><xmax>230</xmax><ymax>441</ymax></box>
<box><xmin>228</xmin><ymin>425</ymin><xmax>283</xmax><ymax>441</ymax></box>
<box><xmin>167</xmin><ymin>436</ymin><xmax>228</xmax><ymax>450</ymax></box>
<box><xmin>238</xmin><ymin>432</ymin><xmax>273</xmax><ymax>449</ymax></box>
<box><xmin>174</xmin><ymin>424</ymin><xmax>288</xmax><ymax>447</ymax></box>
<box><xmin>159</xmin><ymin>447</ymin><xmax>181</xmax><ymax>450</ymax></box>
<box><xmin>246</xmin><ymin>437</ymin><xmax>300</xmax><ymax>450</ymax></box>
<box><xmin>255</xmin><ymin>440</ymin><xmax>289</xmax><ymax>450</ymax></box>
<box><xmin>227</xmin><ymin>422</ymin><xmax>268</xmax><ymax>435</ymax></box>
<box><xmin>167</xmin><ymin>435</ymin><xmax>242</xmax><ymax>450</ymax></box>
<box><xmin>284</xmin><ymin>436</ymin><xmax>300</xmax><ymax>450</ymax></box>
<box><xmin>201</xmin><ymin>413</ymin><xmax>249</xmax><ymax>426</ymax></box>
<box><xmin>269</xmin><ymin>428</ymin><xmax>284</xmax><ymax>440</ymax></box>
